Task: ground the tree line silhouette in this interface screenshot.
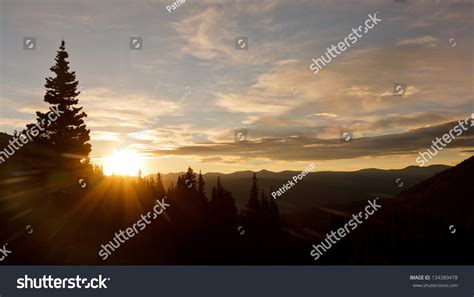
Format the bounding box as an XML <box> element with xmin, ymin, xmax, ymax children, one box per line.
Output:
<box><xmin>120</xmin><ymin>168</ymin><xmax>284</xmax><ymax>264</ymax></box>
<box><xmin>0</xmin><ymin>40</ymin><xmax>285</xmax><ymax>264</ymax></box>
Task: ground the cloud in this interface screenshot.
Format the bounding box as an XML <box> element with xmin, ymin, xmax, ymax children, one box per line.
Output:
<box><xmin>214</xmin><ymin>59</ymin><xmax>315</xmax><ymax>115</ymax></box>
<box><xmin>80</xmin><ymin>87</ymin><xmax>181</xmax><ymax>126</ymax></box>
<box><xmin>170</xmin><ymin>7</ymin><xmax>231</xmax><ymax>60</ymax></box>
<box><xmin>306</xmin><ymin>113</ymin><xmax>338</xmax><ymax>118</ymax></box>
<box><xmin>361</xmin><ymin>112</ymin><xmax>460</xmax><ymax>131</ymax></box>
<box><xmin>395</xmin><ymin>36</ymin><xmax>439</xmax><ymax>48</ymax></box>
<box><xmin>90</xmin><ymin>131</ymin><xmax>121</xmax><ymax>142</ymax></box>
<box><xmin>150</xmin><ymin>119</ymin><xmax>474</xmax><ymax>162</ymax></box>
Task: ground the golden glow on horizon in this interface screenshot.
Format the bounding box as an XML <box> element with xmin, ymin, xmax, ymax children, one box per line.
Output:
<box><xmin>103</xmin><ymin>150</ymin><xmax>142</xmax><ymax>176</ymax></box>
<box><xmin>92</xmin><ymin>148</ymin><xmax>469</xmax><ymax>176</ymax></box>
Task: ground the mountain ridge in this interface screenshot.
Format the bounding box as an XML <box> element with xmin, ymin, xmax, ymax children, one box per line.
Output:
<box><xmin>145</xmin><ymin>164</ymin><xmax>451</xmax><ymax>213</ymax></box>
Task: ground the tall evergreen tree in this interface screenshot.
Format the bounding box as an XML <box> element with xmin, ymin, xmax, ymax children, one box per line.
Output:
<box><xmin>29</xmin><ymin>40</ymin><xmax>90</xmax><ymax>169</ymax></box>
<box><xmin>210</xmin><ymin>176</ymin><xmax>222</xmax><ymax>209</ymax></box>
<box><xmin>156</xmin><ymin>172</ymin><xmax>166</xmax><ymax>197</ymax></box>
<box><xmin>245</xmin><ymin>173</ymin><xmax>260</xmax><ymax>215</ymax></box>
<box><xmin>197</xmin><ymin>171</ymin><xmax>205</xmax><ymax>196</ymax></box>
<box><xmin>184</xmin><ymin>166</ymin><xmax>197</xmax><ymax>190</ymax></box>
<box><xmin>210</xmin><ymin>176</ymin><xmax>237</xmax><ymax>232</ymax></box>
<box><xmin>197</xmin><ymin>170</ymin><xmax>207</xmax><ymax>208</ymax></box>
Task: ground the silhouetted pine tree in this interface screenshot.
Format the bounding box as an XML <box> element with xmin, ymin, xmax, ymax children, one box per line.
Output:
<box><xmin>210</xmin><ymin>176</ymin><xmax>237</xmax><ymax>233</ymax></box>
<box><xmin>244</xmin><ymin>173</ymin><xmax>260</xmax><ymax>228</ymax></box>
<box><xmin>28</xmin><ymin>40</ymin><xmax>90</xmax><ymax>170</ymax></box>
<box><xmin>167</xmin><ymin>182</ymin><xmax>174</xmax><ymax>197</ymax></box>
<box><xmin>92</xmin><ymin>164</ymin><xmax>104</xmax><ymax>177</ymax></box>
<box><xmin>197</xmin><ymin>170</ymin><xmax>208</xmax><ymax>209</ymax></box>
<box><xmin>138</xmin><ymin>169</ymin><xmax>142</xmax><ymax>182</ymax></box>
<box><xmin>208</xmin><ymin>176</ymin><xmax>238</xmax><ymax>263</ymax></box>
<box><xmin>184</xmin><ymin>166</ymin><xmax>197</xmax><ymax>191</ymax></box>
<box><xmin>155</xmin><ymin>173</ymin><xmax>166</xmax><ymax>197</ymax></box>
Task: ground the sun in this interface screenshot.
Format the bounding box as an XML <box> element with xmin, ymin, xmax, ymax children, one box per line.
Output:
<box><xmin>103</xmin><ymin>150</ymin><xmax>142</xmax><ymax>176</ymax></box>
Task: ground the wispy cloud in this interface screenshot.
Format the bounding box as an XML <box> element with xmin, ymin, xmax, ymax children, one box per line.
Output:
<box><xmin>152</xmin><ymin>119</ymin><xmax>474</xmax><ymax>162</ymax></box>
<box><xmin>1</xmin><ymin>0</ymin><xmax>472</xmax><ymax>172</ymax></box>
<box><xmin>395</xmin><ymin>36</ymin><xmax>439</xmax><ymax>48</ymax></box>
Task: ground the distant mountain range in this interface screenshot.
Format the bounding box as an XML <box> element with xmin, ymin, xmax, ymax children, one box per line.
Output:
<box><xmin>147</xmin><ymin>164</ymin><xmax>450</xmax><ymax>213</ymax></box>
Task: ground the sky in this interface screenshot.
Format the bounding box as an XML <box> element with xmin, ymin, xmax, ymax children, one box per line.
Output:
<box><xmin>0</xmin><ymin>0</ymin><xmax>473</xmax><ymax>174</ymax></box>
